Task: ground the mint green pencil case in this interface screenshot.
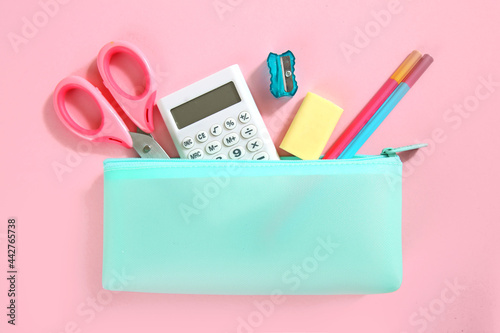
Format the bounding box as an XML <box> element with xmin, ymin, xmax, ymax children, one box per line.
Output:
<box><xmin>102</xmin><ymin>154</ymin><xmax>403</xmax><ymax>295</ymax></box>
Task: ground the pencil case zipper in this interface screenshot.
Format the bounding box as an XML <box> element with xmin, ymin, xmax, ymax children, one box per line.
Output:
<box><xmin>103</xmin><ymin>144</ymin><xmax>426</xmax><ymax>171</ymax></box>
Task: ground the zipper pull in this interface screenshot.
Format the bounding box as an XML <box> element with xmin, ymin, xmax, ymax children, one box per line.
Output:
<box><xmin>381</xmin><ymin>143</ymin><xmax>428</xmax><ymax>157</ymax></box>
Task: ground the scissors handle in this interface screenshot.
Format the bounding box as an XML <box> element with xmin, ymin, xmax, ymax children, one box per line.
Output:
<box><xmin>53</xmin><ymin>76</ymin><xmax>133</xmax><ymax>148</ymax></box>
<box><xmin>97</xmin><ymin>41</ymin><xmax>157</xmax><ymax>133</ymax></box>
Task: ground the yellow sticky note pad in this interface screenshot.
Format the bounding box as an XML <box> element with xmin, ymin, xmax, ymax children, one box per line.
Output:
<box><xmin>280</xmin><ymin>92</ymin><xmax>343</xmax><ymax>160</ymax></box>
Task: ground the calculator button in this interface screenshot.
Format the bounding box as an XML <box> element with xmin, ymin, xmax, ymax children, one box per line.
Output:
<box><xmin>210</xmin><ymin>124</ymin><xmax>222</xmax><ymax>136</ymax></box>
<box><xmin>205</xmin><ymin>141</ymin><xmax>222</xmax><ymax>155</ymax></box>
<box><xmin>253</xmin><ymin>152</ymin><xmax>269</xmax><ymax>160</ymax></box>
<box><xmin>224</xmin><ymin>118</ymin><xmax>237</xmax><ymax>130</ymax></box>
<box><xmin>214</xmin><ymin>154</ymin><xmax>227</xmax><ymax>160</ymax></box>
<box><xmin>196</xmin><ymin>130</ymin><xmax>208</xmax><ymax>142</ymax></box>
<box><xmin>247</xmin><ymin>138</ymin><xmax>263</xmax><ymax>152</ymax></box>
<box><xmin>241</xmin><ymin>125</ymin><xmax>257</xmax><ymax>139</ymax></box>
<box><xmin>182</xmin><ymin>137</ymin><xmax>194</xmax><ymax>149</ymax></box>
<box><xmin>223</xmin><ymin>133</ymin><xmax>240</xmax><ymax>146</ymax></box>
<box><xmin>238</xmin><ymin>111</ymin><xmax>251</xmax><ymax>124</ymax></box>
<box><xmin>188</xmin><ymin>149</ymin><xmax>204</xmax><ymax>160</ymax></box>
<box><xmin>229</xmin><ymin>146</ymin><xmax>246</xmax><ymax>159</ymax></box>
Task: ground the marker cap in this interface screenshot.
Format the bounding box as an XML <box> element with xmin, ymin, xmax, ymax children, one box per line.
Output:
<box><xmin>390</xmin><ymin>50</ymin><xmax>422</xmax><ymax>83</ymax></box>
<box><xmin>403</xmin><ymin>54</ymin><xmax>434</xmax><ymax>88</ymax></box>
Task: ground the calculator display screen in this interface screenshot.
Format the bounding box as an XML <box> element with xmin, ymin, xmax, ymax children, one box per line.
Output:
<box><xmin>171</xmin><ymin>81</ymin><xmax>241</xmax><ymax>129</ymax></box>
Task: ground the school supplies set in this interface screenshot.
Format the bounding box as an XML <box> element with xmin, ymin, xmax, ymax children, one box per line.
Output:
<box><xmin>53</xmin><ymin>42</ymin><xmax>433</xmax><ymax>295</ymax></box>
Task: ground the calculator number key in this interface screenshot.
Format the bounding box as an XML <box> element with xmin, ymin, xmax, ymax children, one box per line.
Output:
<box><xmin>223</xmin><ymin>133</ymin><xmax>240</xmax><ymax>146</ymax></box>
<box><xmin>214</xmin><ymin>154</ymin><xmax>227</xmax><ymax>160</ymax></box>
<box><xmin>210</xmin><ymin>124</ymin><xmax>222</xmax><ymax>136</ymax></box>
<box><xmin>253</xmin><ymin>152</ymin><xmax>269</xmax><ymax>160</ymax></box>
<box><xmin>247</xmin><ymin>138</ymin><xmax>263</xmax><ymax>152</ymax></box>
<box><xmin>241</xmin><ymin>125</ymin><xmax>257</xmax><ymax>139</ymax></box>
<box><xmin>205</xmin><ymin>141</ymin><xmax>222</xmax><ymax>155</ymax></box>
<box><xmin>182</xmin><ymin>137</ymin><xmax>194</xmax><ymax>149</ymax></box>
<box><xmin>188</xmin><ymin>149</ymin><xmax>204</xmax><ymax>160</ymax></box>
<box><xmin>224</xmin><ymin>118</ymin><xmax>237</xmax><ymax>130</ymax></box>
<box><xmin>229</xmin><ymin>146</ymin><xmax>246</xmax><ymax>159</ymax></box>
<box><xmin>238</xmin><ymin>111</ymin><xmax>251</xmax><ymax>124</ymax></box>
<box><xmin>196</xmin><ymin>130</ymin><xmax>208</xmax><ymax>142</ymax></box>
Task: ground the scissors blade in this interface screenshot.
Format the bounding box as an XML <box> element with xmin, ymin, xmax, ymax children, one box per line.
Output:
<box><xmin>129</xmin><ymin>130</ymin><xmax>170</xmax><ymax>159</ymax></box>
<box><xmin>280</xmin><ymin>55</ymin><xmax>294</xmax><ymax>93</ymax></box>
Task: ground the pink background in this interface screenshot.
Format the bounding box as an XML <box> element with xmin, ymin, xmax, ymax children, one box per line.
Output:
<box><xmin>1</xmin><ymin>0</ymin><xmax>499</xmax><ymax>332</ymax></box>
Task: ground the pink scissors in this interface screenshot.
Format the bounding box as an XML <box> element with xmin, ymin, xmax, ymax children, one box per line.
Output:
<box><xmin>53</xmin><ymin>41</ymin><xmax>169</xmax><ymax>158</ymax></box>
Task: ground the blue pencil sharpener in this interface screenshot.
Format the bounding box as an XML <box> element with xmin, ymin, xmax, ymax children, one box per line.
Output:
<box><xmin>267</xmin><ymin>50</ymin><xmax>297</xmax><ymax>98</ymax></box>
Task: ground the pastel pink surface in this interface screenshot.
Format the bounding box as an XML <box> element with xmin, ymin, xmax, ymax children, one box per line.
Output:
<box><xmin>1</xmin><ymin>1</ymin><xmax>499</xmax><ymax>333</ymax></box>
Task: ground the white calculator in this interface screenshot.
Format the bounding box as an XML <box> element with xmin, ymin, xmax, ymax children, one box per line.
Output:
<box><xmin>157</xmin><ymin>65</ymin><xmax>279</xmax><ymax>160</ymax></box>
